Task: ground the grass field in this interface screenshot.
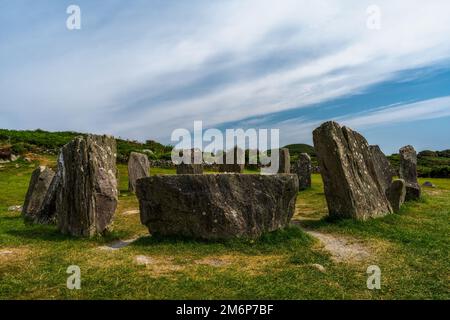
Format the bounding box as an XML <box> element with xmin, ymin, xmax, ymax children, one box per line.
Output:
<box><xmin>0</xmin><ymin>157</ymin><xmax>449</xmax><ymax>299</ymax></box>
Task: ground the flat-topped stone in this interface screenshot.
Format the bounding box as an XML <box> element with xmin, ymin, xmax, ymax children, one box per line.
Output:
<box><xmin>136</xmin><ymin>174</ymin><xmax>299</xmax><ymax>240</ymax></box>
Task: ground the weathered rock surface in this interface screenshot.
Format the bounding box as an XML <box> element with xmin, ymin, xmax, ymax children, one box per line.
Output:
<box><xmin>128</xmin><ymin>152</ymin><xmax>150</xmax><ymax>193</ymax></box>
<box><xmin>176</xmin><ymin>149</ymin><xmax>204</xmax><ymax>174</ymax></box>
<box><xmin>277</xmin><ymin>148</ymin><xmax>291</xmax><ymax>174</ymax></box>
<box><xmin>218</xmin><ymin>147</ymin><xmax>245</xmax><ymax>173</ymax></box>
<box><xmin>369</xmin><ymin>145</ymin><xmax>394</xmax><ymax>193</ymax></box>
<box><xmin>22</xmin><ymin>166</ymin><xmax>56</xmax><ymax>224</ymax></box>
<box><xmin>399</xmin><ymin>145</ymin><xmax>421</xmax><ymax>201</ymax></box>
<box><xmin>313</xmin><ymin>121</ymin><xmax>392</xmax><ymax>220</ymax></box>
<box><xmin>387</xmin><ymin>179</ymin><xmax>406</xmax><ymax>213</ymax></box>
<box><xmin>136</xmin><ymin>174</ymin><xmax>299</xmax><ymax>240</ymax></box>
<box><xmin>291</xmin><ymin>153</ymin><xmax>311</xmax><ymax>190</ymax></box>
<box><xmin>56</xmin><ymin>135</ymin><xmax>118</xmax><ymax>237</ymax></box>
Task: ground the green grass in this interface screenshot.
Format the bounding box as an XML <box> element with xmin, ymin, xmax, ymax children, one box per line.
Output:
<box><xmin>0</xmin><ymin>158</ymin><xmax>449</xmax><ymax>299</ymax></box>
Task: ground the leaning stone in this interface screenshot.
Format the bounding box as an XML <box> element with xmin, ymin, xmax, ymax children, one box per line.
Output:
<box><xmin>291</xmin><ymin>153</ymin><xmax>311</xmax><ymax>190</ymax></box>
<box><xmin>387</xmin><ymin>179</ymin><xmax>406</xmax><ymax>213</ymax></box>
<box><xmin>56</xmin><ymin>135</ymin><xmax>118</xmax><ymax>237</ymax></box>
<box><xmin>128</xmin><ymin>152</ymin><xmax>150</xmax><ymax>193</ymax></box>
<box><xmin>8</xmin><ymin>205</ymin><xmax>22</xmax><ymax>212</ymax></box>
<box><xmin>136</xmin><ymin>174</ymin><xmax>299</xmax><ymax>240</ymax></box>
<box><xmin>313</xmin><ymin>121</ymin><xmax>392</xmax><ymax>220</ymax></box>
<box><xmin>22</xmin><ymin>166</ymin><xmax>56</xmax><ymax>224</ymax></box>
<box><xmin>37</xmin><ymin>171</ymin><xmax>61</xmax><ymax>224</ymax></box>
<box><xmin>399</xmin><ymin>145</ymin><xmax>421</xmax><ymax>201</ymax></box>
<box><xmin>369</xmin><ymin>145</ymin><xmax>394</xmax><ymax>193</ymax></box>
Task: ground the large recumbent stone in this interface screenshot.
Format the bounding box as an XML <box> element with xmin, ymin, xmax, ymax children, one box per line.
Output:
<box><xmin>136</xmin><ymin>174</ymin><xmax>299</xmax><ymax>240</ymax></box>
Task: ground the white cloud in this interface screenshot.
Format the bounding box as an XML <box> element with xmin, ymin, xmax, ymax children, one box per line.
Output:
<box><xmin>1</xmin><ymin>0</ymin><xmax>450</xmax><ymax>141</ymax></box>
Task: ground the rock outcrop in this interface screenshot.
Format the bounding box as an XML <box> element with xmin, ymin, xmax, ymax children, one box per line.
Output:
<box><xmin>291</xmin><ymin>153</ymin><xmax>312</xmax><ymax>190</ymax></box>
<box><xmin>56</xmin><ymin>135</ymin><xmax>118</xmax><ymax>237</ymax></box>
<box><xmin>313</xmin><ymin>121</ymin><xmax>392</xmax><ymax>220</ymax></box>
<box><xmin>399</xmin><ymin>145</ymin><xmax>421</xmax><ymax>201</ymax></box>
<box><xmin>128</xmin><ymin>152</ymin><xmax>150</xmax><ymax>193</ymax></box>
<box><xmin>136</xmin><ymin>174</ymin><xmax>299</xmax><ymax>240</ymax></box>
<box><xmin>22</xmin><ymin>166</ymin><xmax>57</xmax><ymax>224</ymax></box>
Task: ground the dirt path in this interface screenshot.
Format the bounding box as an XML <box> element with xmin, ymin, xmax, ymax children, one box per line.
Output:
<box><xmin>304</xmin><ymin>229</ymin><xmax>371</xmax><ymax>263</ymax></box>
<box><xmin>292</xmin><ymin>219</ymin><xmax>372</xmax><ymax>263</ymax></box>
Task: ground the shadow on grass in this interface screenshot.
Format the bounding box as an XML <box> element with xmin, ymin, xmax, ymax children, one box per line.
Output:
<box><xmin>130</xmin><ymin>225</ymin><xmax>313</xmax><ymax>250</ymax></box>
<box><xmin>6</xmin><ymin>225</ymin><xmax>130</xmax><ymax>244</ymax></box>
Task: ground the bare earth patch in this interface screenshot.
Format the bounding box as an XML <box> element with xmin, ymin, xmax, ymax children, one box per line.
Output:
<box><xmin>0</xmin><ymin>247</ymin><xmax>30</xmax><ymax>263</ymax></box>
<box><xmin>134</xmin><ymin>255</ymin><xmax>183</xmax><ymax>277</ymax></box>
<box><xmin>305</xmin><ymin>230</ymin><xmax>372</xmax><ymax>263</ymax></box>
<box><xmin>132</xmin><ymin>254</ymin><xmax>285</xmax><ymax>278</ymax></box>
<box><xmin>194</xmin><ymin>257</ymin><xmax>232</xmax><ymax>267</ymax></box>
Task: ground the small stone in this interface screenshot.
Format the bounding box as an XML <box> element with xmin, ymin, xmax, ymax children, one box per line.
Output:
<box><xmin>310</xmin><ymin>263</ymin><xmax>326</xmax><ymax>273</ymax></box>
<box><xmin>8</xmin><ymin>205</ymin><xmax>23</xmax><ymax>212</ymax></box>
<box><xmin>422</xmin><ymin>181</ymin><xmax>436</xmax><ymax>188</ymax></box>
<box><xmin>122</xmin><ymin>209</ymin><xmax>140</xmax><ymax>216</ymax></box>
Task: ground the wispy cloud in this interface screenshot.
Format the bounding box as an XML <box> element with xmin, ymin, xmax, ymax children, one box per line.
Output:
<box><xmin>339</xmin><ymin>96</ymin><xmax>450</xmax><ymax>129</ymax></box>
<box><xmin>277</xmin><ymin>95</ymin><xmax>450</xmax><ymax>147</ymax></box>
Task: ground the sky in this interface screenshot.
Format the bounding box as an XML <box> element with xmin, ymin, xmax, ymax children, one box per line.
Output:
<box><xmin>1</xmin><ymin>0</ymin><xmax>450</xmax><ymax>154</ymax></box>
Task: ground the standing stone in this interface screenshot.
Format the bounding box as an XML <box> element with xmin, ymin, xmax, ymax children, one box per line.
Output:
<box><xmin>369</xmin><ymin>145</ymin><xmax>394</xmax><ymax>193</ymax></box>
<box><xmin>56</xmin><ymin>135</ymin><xmax>118</xmax><ymax>237</ymax></box>
<box><xmin>22</xmin><ymin>166</ymin><xmax>56</xmax><ymax>224</ymax></box>
<box><xmin>399</xmin><ymin>145</ymin><xmax>421</xmax><ymax>201</ymax></box>
<box><xmin>386</xmin><ymin>179</ymin><xmax>406</xmax><ymax>213</ymax></box>
<box><xmin>128</xmin><ymin>152</ymin><xmax>150</xmax><ymax>193</ymax></box>
<box><xmin>136</xmin><ymin>174</ymin><xmax>298</xmax><ymax>240</ymax></box>
<box><xmin>176</xmin><ymin>148</ymin><xmax>203</xmax><ymax>174</ymax></box>
<box><xmin>218</xmin><ymin>147</ymin><xmax>245</xmax><ymax>173</ymax></box>
<box><xmin>291</xmin><ymin>153</ymin><xmax>312</xmax><ymax>190</ymax></box>
<box><xmin>278</xmin><ymin>148</ymin><xmax>291</xmax><ymax>174</ymax></box>
<box><xmin>313</xmin><ymin>121</ymin><xmax>392</xmax><ymax>220</ymax></box>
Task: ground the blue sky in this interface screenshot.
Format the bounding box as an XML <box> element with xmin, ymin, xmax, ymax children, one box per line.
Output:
<box><xmin>1</xmin><ymin>0</ymin><xmax>450</xmax><ymax>154</ymax></box>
